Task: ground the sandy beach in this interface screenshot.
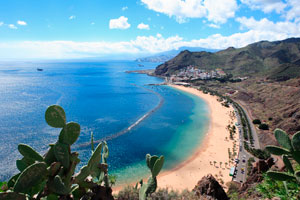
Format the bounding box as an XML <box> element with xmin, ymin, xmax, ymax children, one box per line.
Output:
<box><xmin>113</xmin><ymin>84</ymin><xmax>238</xmax><ymax>193</ymax></box>
<box><xmin>157</xmin><ymin>85</ymin><xmax>238</xmax><ymax>191</ymax></box>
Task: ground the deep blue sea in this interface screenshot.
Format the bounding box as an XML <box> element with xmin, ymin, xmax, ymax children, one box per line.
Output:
<box><xmin>0</xmin><ymin>61</ymin><xmax>209</xmax><ymax>185</ymax></box>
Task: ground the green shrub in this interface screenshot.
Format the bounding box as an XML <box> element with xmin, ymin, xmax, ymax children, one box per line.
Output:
<box><xmin>259</xmin><ymin>123</ymin><xmax>269</xmax><ymax>130</ymax></box>
<box><xmin>252</xmin><ymin>119</ymin><xmax>261</xmax><ymax>124</ymax></box>
<box><xmin>117</xmin><ymin>186</ymin><xmax>198</xmax><ymax>200</ymax></box>
<box><xmin>256</xmin><ymin>174</ymin><xmax>300</xmax><ymax>200</ymax></box>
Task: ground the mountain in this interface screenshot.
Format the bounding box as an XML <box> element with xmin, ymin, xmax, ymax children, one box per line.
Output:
<box><xmin>135</xmin><ymin>47</ymin><xmax>219</xmax><ymax>63</ymax></box>
<box><xmin>155</xmin><ymin>38</ymin><xmax>300</xmax><ymax>80</ymax></box>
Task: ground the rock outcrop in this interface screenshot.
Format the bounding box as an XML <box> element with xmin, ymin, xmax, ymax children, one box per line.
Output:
<box><xmin>193</xmin><ymin>174</ymin><xmax>229</xmax><ymax>200</ymax></box>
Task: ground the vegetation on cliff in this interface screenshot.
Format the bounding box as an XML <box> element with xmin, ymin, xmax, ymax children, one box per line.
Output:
<box><xmin>155</xmin><ymin>38</ymin><xmax>300</xmax><ymax>81</ymax></box>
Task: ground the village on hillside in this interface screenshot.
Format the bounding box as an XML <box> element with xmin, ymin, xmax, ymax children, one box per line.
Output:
<box><xmin>168</xmin><ymin>65</ymin><xmax>226</xmax><ymax>82</ymax></box>
<box><xmin>166</xmin><ymin>65</ymin><xmax>248</xmax><ymax>84</ymax></box>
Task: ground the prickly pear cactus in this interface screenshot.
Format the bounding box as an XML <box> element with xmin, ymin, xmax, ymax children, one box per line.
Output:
<box><xmin>18</xmin><ymin>144</ymin><xmax>44</xmax><ymax>162</ymax></box>
<box><xmin>59</xmin><ymin>122</ymin><xmax>80</xmax><ymax>145</ymax></box>
<box><xmin>45</xmin><ymin>105</ymin><xmax>66</xmax><ymax>128</ymax></box>
<box><xmin>14</xmin><ymin>162</ymin><xmax>47</xmax><ymax>193</ymax></box>
<box><xmin>139</xmin><ymin>154</ymin><xmax>164</xmax><ymax>200</ymax></box>
<box><xmin>266</xmin><ymin>129</ymin><xmax>300</xmax><ymax>184</ymax></box>
<box><xmin>1</xmin><ymin>104</ymin><xmax>155</xmax><ymax>200</ymax></box>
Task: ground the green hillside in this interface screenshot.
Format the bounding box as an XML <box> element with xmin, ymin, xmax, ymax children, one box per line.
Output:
<box><xmin>155</xmin><ymin>38</ymin><xmax>300</xmax><ymax>80</ymax></box>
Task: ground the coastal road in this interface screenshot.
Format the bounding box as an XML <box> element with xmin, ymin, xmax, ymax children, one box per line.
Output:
<box><xmin>232</xmin><ymin>99</ymin><xmax>263</xmax><ymax>183</ymax></box>
<box><xmin>236</xmin><ymin>100</ymin><xmax>260</xmax><ymax>150</ymax></box>
<box><xmin>232</xmin><ymin>108</ymin><xmax>251</xmax><ymax>183</ymax></box>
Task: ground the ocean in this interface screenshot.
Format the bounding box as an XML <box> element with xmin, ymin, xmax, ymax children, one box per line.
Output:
<box><xmin>0</xmin><ymin>61</ymin><xmax>209</xmax><ymax>185</ymax></box>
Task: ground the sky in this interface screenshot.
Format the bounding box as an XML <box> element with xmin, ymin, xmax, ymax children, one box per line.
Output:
<box><xmin>0</xmin><ymin>0</ymin><xmax>299</xmax><ymax>60</ymax></box>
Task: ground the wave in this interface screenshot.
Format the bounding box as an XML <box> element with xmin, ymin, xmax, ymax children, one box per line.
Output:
<box><xmin>76</xmin><ymin>84</ymin><xmax>164</xmax><ymax>148</ymax></box>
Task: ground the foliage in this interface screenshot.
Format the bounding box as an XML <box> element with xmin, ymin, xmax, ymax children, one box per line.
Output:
<box><xmin>247</xmin><ymin>157</ymin><xmax>255</xmax><ymax>176</ymax></box>
<box><xmin>249</xmin><ymin>148</ymin><xmax>270</xmax><ymax>160</ymax></box>
<box><xmin>252</xmin><ymin>119</ymin><xmax>261</xmax><ymax>124</ymax></box>
<box><xmin>259</xmin><ymin>123</ymin><xmax>269</xmax><ymax>130</ymax></box>
<box><xmin>117</xmin><ymin>186</ymin><xmax>198</xmax><ymax>200</ymax></box>
<box><xmin>137</xmin><ymin>154</ymin><xmax>165</xmax><ymax>200</ymax></box>
<box><xmin>265</xmin><ymin>129</ymin><xmax>300</xmax><ymax>184</ymax></box>
<box><xmin>0</xmin><ymin>182</ymin><xmax>7</xmax><ymax>192</ymax></box>
<box><xmin>0</xmin><ymin>105</ymin><xmax>166</xmax><ymax>200</ymax></box>
<box><xmin>256</xmin><ymin>174</ymin><xmax>300</xmax><ymax>200</ymax></box>
<box><xmin>0</xmin><ymin>105</ymin><xmax>117</xmax><ymax>199</ymax></box>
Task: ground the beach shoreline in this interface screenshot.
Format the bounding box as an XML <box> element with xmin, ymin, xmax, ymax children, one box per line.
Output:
<box><xmin>155</xmin><ymin>84</ymin><xmax>238</xmax><ymax>191</ymax></box>
<box><xmin>113</xmin><ymin>84</ymin><xmax>238</xmax><ymax>193</ymax></box>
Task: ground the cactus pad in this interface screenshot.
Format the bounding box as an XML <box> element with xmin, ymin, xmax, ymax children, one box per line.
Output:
<box><xmin>75</xmin><ymin>166</ymin><xmax>90</xmax><ymax>183</ymax></box>
<box><xmin>16</xmin><ymin>159</ymin><xmax>28</xmax><ymax>172</ymax></box>
<box><xmin>49</xmin><ymin>162</ymin><xmax>61</xmax><ymax>176</ymax></box>
<box><xmin>274</xmin><ymin>129</ymin><xmax>293</xmax><ymax>151</ymax></box>
<box><xmin>146</xmin><ymin>176</ymin><xmax>157</xmax><ymax>194</ymax></box>
<box><xmin>18</xmin><ymin>144</ymin><xmax>43</xmax><ymax>162</ymax></box>
<box><xmin>54</xmin><ymin>142</ymin><xmax>70</xmax><ymax>169</ymax></box>
<box><xmin>148</xmin><ymin>155</ymin><xmax>158</xmax><ymax>171</ymax></box>
<box><xmin>152</xmin><ymin>156</ymin><xmax>164</xmax><ymax>177</ymax></box>
<box><xmin>292</xmin><ymin>131</ymin><xmax>300</xmax><ymax>151</ymax></box>
<box><xmin>45</xmin><ymin>105</ymin><xmax>66</xmax><ymax>128</ymax></box>
<box><xmin>0</xmin><ymin>192</ymin><xmax>27</xmax><ymax>200</ymax></box>
<box><xmin>44</xmin><ymin>145</ymin><xmax>57</xmax><ymax>166</ymax></box>
<box><xmin>265</xmin><ymin>145</ymin><xmax>290</xmax><ymax>155</ymax></box>
<box><xmin>14</xmin><ymin>162</ymin><xmax>47</xmax><ymax>193</ymax></box>
<box><xmin>7</xmin><ymin>173</ymin><xmax>20</xmax><ymax>188</ymax></box>
<box><xmin>59</xmin><ymin>122</ymin><xmax>80</xmax><ymax>145</ymax></box>
<box><xmin>282</xmin><ymin>155</ymin><xmax>294</xmax><ymax>174</ymax></box>
<box><xmin>88</xmin><ymin>142</ymin><xmax>103</xmax><ymax>168</ymax></box>
<box><xmin>266</xmin><ymin>171</ymin><xmax>295</xmax><ymax>181</ymax></box>
<box><xmin>49</xmin><ymin>175</ymin><xmax>70</xmax><ymax>195</ymax></box>
<box><xmin>102</xmin><ymin>142</ymin><xmax>109</xmax><ymax>163</ymax></box>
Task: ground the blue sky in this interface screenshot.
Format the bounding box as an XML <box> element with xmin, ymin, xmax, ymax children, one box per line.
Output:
<box><xmin>0</xmin><ymin>0</ymin><xmax>299</xmax><ymax>59</ymax></box>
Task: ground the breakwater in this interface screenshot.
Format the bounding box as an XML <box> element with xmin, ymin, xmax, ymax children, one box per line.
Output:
<box><xmin>77</xmin><ymin>84</ymin><xmax>164</xmax><ymax>148</ymax></box>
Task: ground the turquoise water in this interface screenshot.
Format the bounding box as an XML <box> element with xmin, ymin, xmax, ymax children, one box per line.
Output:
<box><xmin>0</xmin><ymin>61</ymin><xmax>209</xmax><ymax>184</ymax></box>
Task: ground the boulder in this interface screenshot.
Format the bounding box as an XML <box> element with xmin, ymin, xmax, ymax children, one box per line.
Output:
<box><xmin>193</xmin><ymin>174</ymin><xmax>229</xmax><ymax>200</ymax></box>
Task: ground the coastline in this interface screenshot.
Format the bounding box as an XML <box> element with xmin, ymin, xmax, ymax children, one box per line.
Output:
<box><xmin>113</xmin><ymin>84</ymin><xmax>238</xmax><ymax>193</ymax></box>
<box><xmin>156</xmin><ymin>84</ymin><xmax>238</xmax><ymax>191</ymax></box>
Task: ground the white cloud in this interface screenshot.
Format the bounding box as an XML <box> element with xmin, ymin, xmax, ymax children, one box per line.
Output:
<box><xmin>1</xmin><ymin>17</ymin><xmax>300</xmax><ymax>59</ymax></box>
<box><xmin>8</xmin><ymin>24</ymin><xmax>17</xmax><ymax>29</ymax></box>
<box><xmin>285</xmin><ymin>0</ymin><xmax>300</xmax><ymax>22</ymax></box>
<box><xmin>69</xmin><ymin>15</ymin><xmax>76</xmax><ymax>20</ymax></box>
<box><xmin>137</xmin><ymin>23</ymin><xmax>150</xmax><ymax>30</ymax></box>
<box><xmin>236</xmin><ymin>16</ymin><xmax>300</xmax><ymax>36</ymax></box>
<box><xmin>17</xmin><ymin>20</ymin><xmax>27</xmax><ymax>26</ymax></box>
<box><xmin>91</xmin><ymin>22</ymin><xmax>95</xmax><ymax>25</ymax></box>
<box><xmin>241</xmin><ymin>0</ymin><xmax>286</xmax><ymax>14</ymax></box>
<box><xmin>0</xmin><ymin>22</ymin><xmax>3</xmax><ymax>26</ymax></box>
<box><xmin>122</xmin><ymin>6</ymin><xmax>128</xmax><ymax>11</ymax></box>
<box><xmin>141</xmin><ymin>0</ymin><xmax>237</xmax><ymax>24</ymax></box>
<box><xmin>208</xmin><ymin>23</ymin><xmax>220</xmax><ymax>28</ymax></box>
<box><xmin>141</xmin><ymin>0</ymin><xmax>206</xmax><ymax>23</ymax></box>
<box><xmin>204</xmin><ymin>0</ymin><xmax>237</xmax><ymax>24</ymax></box>
<box><xmin>109</xmin><ymin>16</ymin><xmax>130</xmax><ymax>29</ymax></box>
